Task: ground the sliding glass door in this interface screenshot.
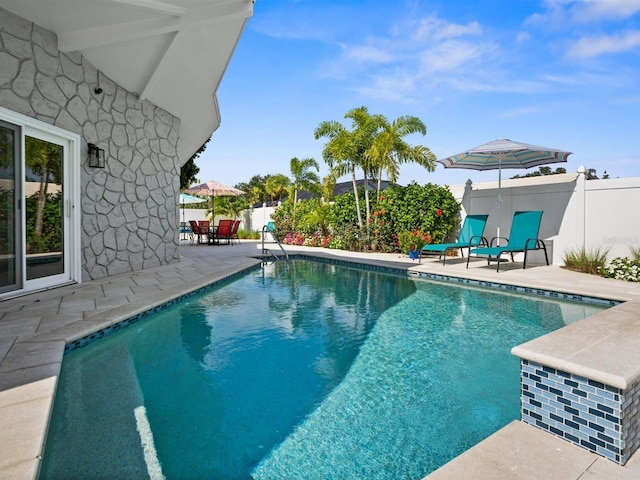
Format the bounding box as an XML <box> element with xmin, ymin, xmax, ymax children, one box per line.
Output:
<box><xmin>0</xmin><ymin>121</ymin><xmax>21</xmax><ymax>293</ymax></box>
<box><xmin>24</xmin><ymin>134</ymin><xmax>65</xmax><ymax>282</ymax></box>
<box><xmin>0</xmin><ymin>109</ymin><xmax>79</xmax><ymax>296</ymax></box>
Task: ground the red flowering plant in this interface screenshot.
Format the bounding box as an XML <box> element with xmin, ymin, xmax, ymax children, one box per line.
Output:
<box><xmin>364</xmin><ymin>196</ymin><xmax>396</xmax><ymax>252</ymax></box>
<box><xmin>397</xmin><ymin>229</ymin><xmax>432</xmax><ymax>254</ymax></box>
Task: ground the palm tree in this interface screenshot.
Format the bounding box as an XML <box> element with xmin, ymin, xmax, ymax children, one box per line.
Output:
<box><xmin>346</xmin><ymin>107</ymin><xmax>384</xmax><ymax>223</ymax></box>
<box><xmin>265</xmin><ymin>174</ymin><xmax>290</xmax><ymax>202</ymax></box>
<box><xmin>320</xmin><ymin>172</ymin><xmax>337</xmax><ymax>202</ymax></box>
<box><xmin>366</xmin><ymin>115</ymin><xmax>436</xmax><ymax>200</ymax></box>
<box><xmin>249</xmin><ymin>186</ymin><xmax>263</xmax><ymax>206</ymax></box>
<box><xmin>315</xmin><ymin>106</ymin><xmax>382</xmax><ymax>228</ymax></box>
<box><xmin>215</xmin><ymin>196</ymin><xmax>248</xmax><ymax>220</ymax></box>
<box><xmin>289</xmin><ymin>157</ymin><xmax>320</xmax><ymax>205</ymax></box>
<box><xmin>315</xmin><ymin>119</ymin><xmax>363</xmax><ymax>227</ymax></box>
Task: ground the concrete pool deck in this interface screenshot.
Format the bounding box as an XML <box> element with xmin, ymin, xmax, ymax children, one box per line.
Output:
<box><xmin>1</xmin><ymin>240</ymin><xmax>640</xmax><ymax>479</ymax></box>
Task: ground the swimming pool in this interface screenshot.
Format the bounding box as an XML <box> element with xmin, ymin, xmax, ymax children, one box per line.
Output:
<box><xmin>40</xmin><ymin>259</ymin><xmax>608</xmax><ymax>479</ymax></box>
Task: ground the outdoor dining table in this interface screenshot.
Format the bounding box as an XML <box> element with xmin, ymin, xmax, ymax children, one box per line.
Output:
<box><xmin>208</xmin><ymin>223</ymin><xmax>231</xmax><ymax>246</ymax></box>
<box><xmin>208</xmin><ymin>224</ymin><xmax>217</xmax><ymax>244</ymax></box>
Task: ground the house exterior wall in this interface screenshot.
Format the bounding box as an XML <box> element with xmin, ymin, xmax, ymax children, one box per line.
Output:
<box><xmin>0</xmin><ymin>8</ymin><xmax>181</xmax><ymax>281</ymax></box>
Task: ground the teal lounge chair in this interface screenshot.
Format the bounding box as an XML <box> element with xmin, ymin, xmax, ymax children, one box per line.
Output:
<box><xmin>421</xmin><ymin>214</ymin><xmax>489</xmax><ymax>265</ymax></box>
<box><xmin>467</xmin><ymin>210</ymin><xmax>548</xmax><ymax>272</ymax></box>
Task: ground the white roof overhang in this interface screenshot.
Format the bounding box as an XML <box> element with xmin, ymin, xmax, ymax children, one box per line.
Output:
<box><xmin>0</xmin><ymin>0</ymin><xmax>254</xmax><ymax>164</ymax></box>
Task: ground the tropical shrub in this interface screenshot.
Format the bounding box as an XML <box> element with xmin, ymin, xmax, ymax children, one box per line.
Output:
<box><xmin>599</xmin><ymin>257</ymin><xmax>640</xmax><ymax>282</ymax></box>
<box><xmin>397</xmin><ymin>230</ymin><xmax>432</xmax><ymax>253</ymax></box>
<box><xmin>562</xmin><ymin>246</ymin><xmax>609</xmax><ymax>275</ymax></box>
<box><xmin>561</xmin><ymin>245</ymin><xmax>640</xmax><ymax>282</ymax></box>
<box><xmin>271</xmin><ymin>197</ymin><xmax>323</xmax><ymax>237</ymax></box>
<box><xmin>271</xmin><ymin>182</ymin><xmax>461</xmax><ymax>253</ymax></box>
<box><xmin>237</xmin><ymin>229</ymin><xmax>260</xmax><ymax>240</ymax></box>
<box><xmin>381</xmin><ymin>182</ymin><xmax>459</xmax><ymax>243</ymax></box>
<box><xmin>25</xmin><ymin>191</ymin><xmax>63</xmax><ymax>254</ymax></box>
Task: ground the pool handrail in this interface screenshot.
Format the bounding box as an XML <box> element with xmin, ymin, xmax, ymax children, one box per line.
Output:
<box><xmin>262</xmin><ymin>223</ymin><xmax>289</xmax><ymax>262</ymax></box>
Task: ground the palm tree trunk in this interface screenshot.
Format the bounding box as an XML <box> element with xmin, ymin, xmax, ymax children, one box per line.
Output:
<box><xmin>363</xmin><ymin>170</ymin><xmax>371</xmax><ymax>225</ymax></box>
<box><xmin>35</xmin><ymin>170</ymin><xmax>49</xmax><ymax>237</ymax></box>
<box><xmin>293</xmin><ymin>188</ymin><xmax>298</xmax><ymax>228</ymax></box>
<box><xmin>377</xmin><ymin>168</ymin><xmax>383</xmax><ymax>201</ymax></box>
<box><xmin>351</xmin><ymin>169</ymin><xmax>363</xmax><ymax>228</ymax></box>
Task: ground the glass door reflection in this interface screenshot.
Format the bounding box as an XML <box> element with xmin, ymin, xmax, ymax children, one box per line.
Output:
<box><xmin>0</xmin><ymin>122</ymin><xmax>20</xmax><ymax>292</ymax></box>
<box><xmin>25</xmin><ymin>135</ymin><xmax>64</xmax><ymax>280</ymax></box>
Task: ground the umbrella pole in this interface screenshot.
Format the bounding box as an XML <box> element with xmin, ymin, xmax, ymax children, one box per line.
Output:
<box><xmin>496</xmin><ymin>155</ymin><xmax>504</xmax><ymax>242</ymax></box>
<box><xmin>497</xmin><ymin>162</ymin><xmax>501</xmax><ymax>240</ymax></box>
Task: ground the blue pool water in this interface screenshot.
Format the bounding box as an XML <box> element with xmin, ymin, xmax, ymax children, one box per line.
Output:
<box><xmin>40</xmin><ymin>260</ymin><xmax>608</xmax><ymax>479</ymax></box>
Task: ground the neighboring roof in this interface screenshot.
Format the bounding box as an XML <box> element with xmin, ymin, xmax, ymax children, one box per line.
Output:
<box><xmin>0</xmin><ymin>0</ymin><xmax>253</xmax><ymax>164</ymax></box>
<box><xmin>0</xmin><ymin>180</ymin><xmax>62</xmax><ymax>197</ymax></box>
<box><xmin>297</xmin><ymin>179</ymin><xmax>396</xmax><ymax>201</ymax></box>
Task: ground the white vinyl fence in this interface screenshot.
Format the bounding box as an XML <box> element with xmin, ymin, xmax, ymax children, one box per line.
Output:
<box><xmin>181</xmin><ymin>204</ymin><xmax>278</xmax><ymax>238</ymax></box>
<box><xmin>451</xmin><ymin>168</ymin><xmax>640</xmax><ymax>265</ymax></box>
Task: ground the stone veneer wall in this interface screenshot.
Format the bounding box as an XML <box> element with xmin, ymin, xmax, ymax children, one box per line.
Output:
<box><xmin>521</xmin><ymin>359</ymin><xmax>640</xmax><ymax>464</ymax></box>
<box><xmin>0</xmin><ymin>8</ymin><xmax>181</xmax><ymax>280</ymax></box>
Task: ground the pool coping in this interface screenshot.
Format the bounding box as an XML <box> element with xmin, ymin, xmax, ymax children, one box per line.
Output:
<box><xmin>2</xmin><ymin>241</ymin><xmax>640</xmax><ymax>479</ymax></box>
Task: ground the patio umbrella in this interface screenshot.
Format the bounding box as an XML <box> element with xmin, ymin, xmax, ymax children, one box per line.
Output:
<box><xmin>184</xmin><ymin>180</ymin><xmax>245</xmax><ymax>219</ymax></box>
<box><xmin>179</xmin><ymin>192</ymin><xmax>206</xmax><ymax>223</ymax></box>
<box><xmin>437</xmin><ymin>138</ymin><xmax>572</xmax><ymax>237</ymax></box>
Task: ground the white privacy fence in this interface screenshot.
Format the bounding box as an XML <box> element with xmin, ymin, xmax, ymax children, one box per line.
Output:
<box><xmin>451</xmin><ymin>169</ymin><xmax>640</xmax><ymax>264</ymax></box>
<box><xmin>181</xmin><ymin>205</ymin><xmax>278</xmax><ymax>236</ymax></box>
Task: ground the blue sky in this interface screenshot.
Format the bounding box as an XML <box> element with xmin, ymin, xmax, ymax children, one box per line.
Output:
<box><xmin>197</xmin><ymin>0</ymin><xmax>640</xmax><ymax>189</ymax></box>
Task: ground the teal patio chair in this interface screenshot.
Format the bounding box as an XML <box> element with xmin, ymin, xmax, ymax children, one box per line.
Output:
<box><xmin>421</xmin><ymin>214</ymin><xmax>489</xmax><ymax>265</ymax></box>
<box><xmin>467</xmin><ymin>210</ymin><xmax>548</xmax><ymax>272</ymax></box>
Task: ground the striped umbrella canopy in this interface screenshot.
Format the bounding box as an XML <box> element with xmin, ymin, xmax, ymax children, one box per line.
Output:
<box><xmin>179</xmin><ymin>192</ymin><xmax>207</xmax><ymax>205</ymax></box>
<box><xmin>437</xmin><ymin>138</ymin><xmax>572</xmax><ymax>173</ymax></box>
<box><xmin>178</xmin><ymin>193</ymin><xmax>206</xmax><ymax>223</ymax></box>
<box><xmin>438</xmin><ymin>138</ymin><xmax>572</xmax><ymax>237</ymax></box>
<box><xmin>184</xmin><ymin>180</ymin><xmax>245</xmax><ymax>197</ymax></box>
<box><xmin>184</xmin><ymin>180</ymin><xmax>245</xmax><ymax>219</ymax></box>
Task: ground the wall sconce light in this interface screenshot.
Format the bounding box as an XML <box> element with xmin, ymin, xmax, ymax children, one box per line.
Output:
<box><xmin>88</xmin><ymin>143</ymin><xmax>105</xmax><ymax>168</ymax></box>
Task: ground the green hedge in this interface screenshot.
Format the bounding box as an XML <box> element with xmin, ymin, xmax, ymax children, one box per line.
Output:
<box><xmin>272</xmin><ymin>182</ymin><xmax>461</xmax><ymax>252</ymax></box>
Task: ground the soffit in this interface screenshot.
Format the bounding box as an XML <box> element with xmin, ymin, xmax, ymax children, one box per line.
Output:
<box><xmin>0</xmin><ymin>0</ymin><xmax>254</xmax><ymax>164</ymax></box>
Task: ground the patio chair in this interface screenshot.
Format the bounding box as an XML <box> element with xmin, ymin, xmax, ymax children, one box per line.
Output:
<box><xmin>421</xmin><ymin>214</ymin><xmax>489</xmax><ymax>265</ymax></box>
<box><xmin>467</xmin><ymin>210</ymin><xmax>548</xmax><ymax>272</ymax></box>
<box><xmin>213</xmin><ymin>219</ymin><xmax>233</xmax><ymax>245</ymax></box>
<box><xmin>230</xmin><ymin>220</ymin><xmax>241</xmax><ymax>245</ymax></box>
<box><xmin>264</xmin><ymin>221</ymin><xmax>278</xmax><ymax>241</ymax></box>
<box><xmin>179</xmin><ymin>221</ymin><xmax>193</xmax><ymax>241</ymax></box>
<box><xmin>189</xmin><ymin>220</ymin><xmax>210</xmax><ymax>245</ymax></box>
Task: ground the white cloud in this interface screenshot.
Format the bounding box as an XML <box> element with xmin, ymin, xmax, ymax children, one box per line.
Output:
<box><xmin>413</xmin><ymin>16</ymin><xmax>482</xmax><ymax>41</ymax></box>
<box><xmin>526</xmin><ymin>0</ymin><xmax>640</xmax><ymax>26</ymax></box>
<box><xmin>567</xmin><ymin>30</ymin><xmax>640</xmax><ymax>57</ymax></box>
<box><xmin>417</xmin><ymin>40</ymin><xmax>493</xmax><ymax>73</ymax></box>
<box><xmin>572</xmin><ymin>0</ymin><xmax>640</xmax><ymax>22</ymax></box>
<box><xmin>323</xmin><ymin>13</ymin><xmax>505</xmax><ymax>99</ymax></box>
<box><xmin>341</xmin><ymin>44</ymin><xmax>394</xmax><ymax>63</ymax></box>
<box><xmin>541</xmin><ymin>74</ymin><xmax>583</xmax><ymax>85</ymax></box>
<box><xmin>524</xmin><ymin>1</ymin><xmax>570</xmax><ymax>28</ymax></box>
<box><xmin>353</xmin><ymin>74</ymin><xmax>419</xmax><ymax>103</ymax></box>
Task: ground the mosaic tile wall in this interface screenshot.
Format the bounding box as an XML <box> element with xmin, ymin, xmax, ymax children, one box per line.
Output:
<box><xmin>521</xmin><ymin>359</ymin><xmax>640</xmax><ymax>464</ymax></box>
